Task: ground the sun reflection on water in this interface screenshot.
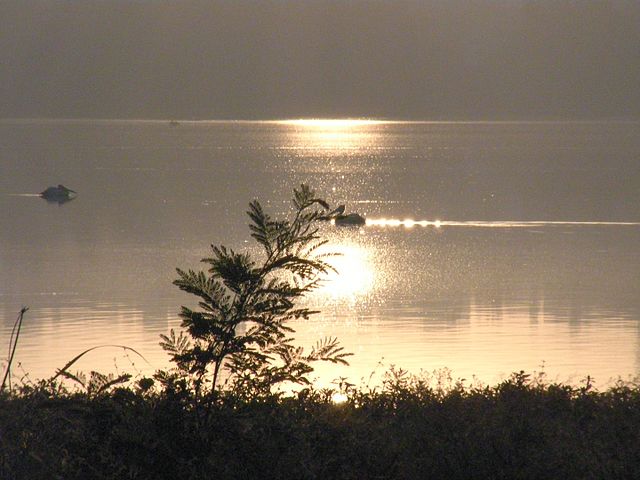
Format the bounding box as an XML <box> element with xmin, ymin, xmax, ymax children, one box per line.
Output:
<box><xmin>366</xmin><ymin>218</ymin><xmax>442</xmax><ymax>228</ymax></box>
<box><xmin>317</xmin><ymin>243</ymin><xmax>376</xmax><ymax>302</ymax></box>
<box><xmin>278</xmin><ymin>119</ymin><xmax>388</xmax><ymax>128</ymax></box>
<box><xmin>277</xmin><ymin>118</ymin><xmax>389</xmax><ymax>154</ymax></box>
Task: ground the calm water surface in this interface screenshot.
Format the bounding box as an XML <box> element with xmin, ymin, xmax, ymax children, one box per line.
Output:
<box><xmin>1</xmin><ymin>119</ymin><xmax>639</xmax><ymax>387</ymax></box>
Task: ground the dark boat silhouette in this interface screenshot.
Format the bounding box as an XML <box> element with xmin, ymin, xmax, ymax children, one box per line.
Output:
<box><xmin>334</xmin><ymin>213</ymin><xmax>366</xmax><ymax>226</ymax></box>
<box><xmin>40</xmin><ymin>184</ymin><xmax>77</xmax><ymax>204</ymax></box>
<box><xmin>321</xmin><ymin>205</ymin><xmax>366</xmax><ymax>226</ymax></box>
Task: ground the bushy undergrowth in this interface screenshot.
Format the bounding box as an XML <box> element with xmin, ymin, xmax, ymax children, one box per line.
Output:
<box><xmin>2</xmin><ymin>370</ymin><xmax>640</xmax><ymax>480</ymax></box>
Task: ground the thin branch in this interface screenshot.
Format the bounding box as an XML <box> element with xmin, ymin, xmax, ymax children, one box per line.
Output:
<box><xmin>1</xmin><ymin>306</ymin><xmax>28</xmax><ymax>392</ymax></box>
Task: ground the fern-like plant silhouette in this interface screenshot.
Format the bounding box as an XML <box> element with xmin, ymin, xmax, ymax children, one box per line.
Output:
<box><xmin>158</xmin><ymin>184</ymin><xmax>351</xmax><ymax>398</ymax></box>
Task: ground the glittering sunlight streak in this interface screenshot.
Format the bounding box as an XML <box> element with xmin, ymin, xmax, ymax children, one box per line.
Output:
<box><xmin>278</xmin><ymin>118</ymin><xmax>389</xmax><ymax>128</ymax></box>
<box><xmin>277</xmin><ymin>118</ymin><xmax>391</xmax><ymax>153</ymax></box>
<box><xmin>365</xmin><ymin>218</ymin><xmax>640</xmax><ymax>228</ymax></box>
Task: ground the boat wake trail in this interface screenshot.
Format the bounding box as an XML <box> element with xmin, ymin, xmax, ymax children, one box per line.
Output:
<box><xmin>365</xmin><ymin>219</ymin><xmax>640</xmax><ymax>228</ymax></box>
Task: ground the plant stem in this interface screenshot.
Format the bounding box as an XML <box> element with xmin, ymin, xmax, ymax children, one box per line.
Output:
<box><xmin>2</xmin><ymin>307</ymin><xmax>28</xmax><ymax>392</ymax></box>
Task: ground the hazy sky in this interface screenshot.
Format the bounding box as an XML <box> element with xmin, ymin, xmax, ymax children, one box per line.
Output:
<box><xmin>2</xmin><ymin>0</ymin><xmax>639</xmax><ymax>120</ymax></box>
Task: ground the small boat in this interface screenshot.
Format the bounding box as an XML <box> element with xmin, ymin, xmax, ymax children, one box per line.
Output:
<box><xmin>320</xmin><ymin>204</ymin><xmax>366</xmax><ymax>226</ymax></box>
<box><xmin>334</xmin><ymin>213</ymin><xmax>366</xmax><ymax>226</ymax></box>
<box><xmin>40</xmin><ymin>184</ymin><xmax>77</xmax><ymax>203</ymax></box>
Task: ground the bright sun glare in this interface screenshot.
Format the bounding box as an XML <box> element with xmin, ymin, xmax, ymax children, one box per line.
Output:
<box><xmin>319</xmin><ymin>244</ymin><xmax>375</xmax><ymax>301</ymax></box>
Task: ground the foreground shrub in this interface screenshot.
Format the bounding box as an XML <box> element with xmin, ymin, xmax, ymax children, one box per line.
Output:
<box><xmin>157</xmin><ymin>184</ymin><xmax>351</xmax><ymax>401</ymax></box>
<box><xmin>2</xmin><ymin>371</ymin><xmax>640</xmax><ymax>480</ymax></box>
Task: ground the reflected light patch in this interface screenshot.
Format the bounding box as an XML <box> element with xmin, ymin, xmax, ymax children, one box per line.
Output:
<box><xmin>365</xmin><ymin>218</ymin><xmax>442</xmax><ymax>228</ymax></box>
<box><xmin>319</xmin><ymin>244</ymin><xmax>375</xmax><ymax>300</ymax></box>
<box><xmin>279</xmin><ymin>118</ymin><xmax>386</xmax><ymax>128</ymax></box>
<box><xmin>365</xmin><ymin>219</ymin><xmax>640</xmax><ymax>228</ymax></box>
<box><xmin>278</xmin><ymin>118</ymin><xmax>389</xmax><ymax>153</ymax></box>
<box><xmin>331</xmin><ymin>392</ymin><xmax>349</xmax><ymax>404</ymax></box>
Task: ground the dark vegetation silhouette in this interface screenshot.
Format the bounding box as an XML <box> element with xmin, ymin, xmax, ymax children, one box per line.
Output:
<box><xmin>2</xmin><ymin>186</ymin><xmax>640</xmax><ymax>479</ymax></box>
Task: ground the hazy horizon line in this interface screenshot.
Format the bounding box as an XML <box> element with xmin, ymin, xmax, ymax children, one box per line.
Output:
<box><xmin>2</xmin><ymin>116</ymin><xmax>639</xmax><ymax>125</ymax></box>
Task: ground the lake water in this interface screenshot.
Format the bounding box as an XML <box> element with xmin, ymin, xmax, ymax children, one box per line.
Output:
<box><xmin>1</xmin><ymin>119</ymin><xmax>639</xmax><ymax>388</ymax></box>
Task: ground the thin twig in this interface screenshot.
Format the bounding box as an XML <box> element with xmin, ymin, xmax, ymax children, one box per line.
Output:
<box><xmin>1</xmin><ymin>306</ymin><xmax>28</xmax><ymax>392</ymax></box>
<box><xmin>49</xmin><ymin>344</ymin><xmax>149</xmax><ymax>383</ymax></box>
